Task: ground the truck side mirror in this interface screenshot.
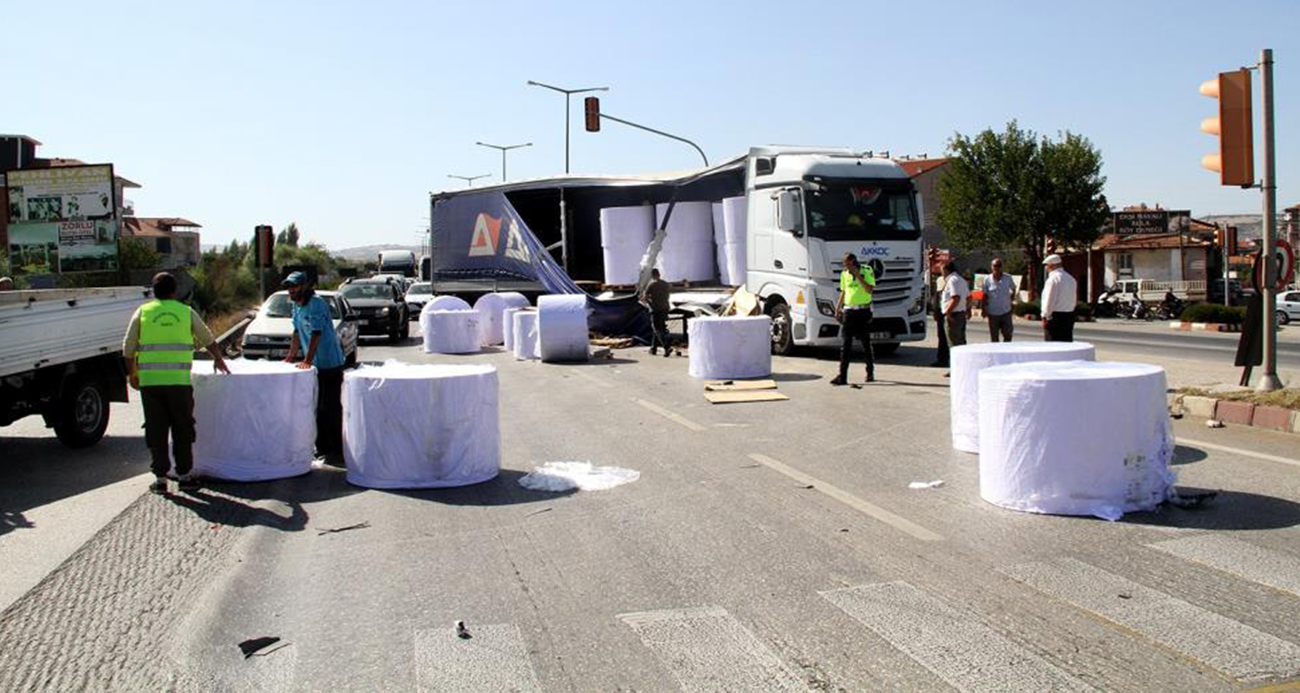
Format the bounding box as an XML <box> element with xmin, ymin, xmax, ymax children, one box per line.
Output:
<box><xmin>775</xmin><ymin>189</ymin><xmax>803</xmax><ymax>236</ymax></box>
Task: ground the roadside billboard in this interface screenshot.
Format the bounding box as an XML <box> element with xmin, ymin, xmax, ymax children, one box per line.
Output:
<box><xmin>5</xmin><ymin>164</ymin><xmax>120</xmax><ymax>273</ymax></box>
<box><xmin>1112</xmin><ymin>210</ymin><xmax>1192</xmax><ymax>236</ymax></box>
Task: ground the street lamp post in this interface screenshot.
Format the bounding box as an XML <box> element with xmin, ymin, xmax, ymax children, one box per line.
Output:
<box><xmin>526</xmin><ymin>80</ymin><xmax>609</xmax><ymax>174</ymax></box>
<box><xmin>447</xmin><ymin>173</ymin><xmax>491</xmax><ymax>187</ymax></box>
<box><xmin>475</xmin><ymin>141</ymin><xmax>532</xmax><ymax>182</ymax></box>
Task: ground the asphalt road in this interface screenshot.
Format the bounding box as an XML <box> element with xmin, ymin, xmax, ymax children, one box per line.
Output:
<box><xmin>2</xmin><ymin>326</ymin><xmax>1299</xmax><ymax>690</ymax></box>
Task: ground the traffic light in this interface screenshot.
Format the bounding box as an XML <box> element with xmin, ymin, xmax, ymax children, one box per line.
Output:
<box><xmin>255</xmin><ymin>224</ymin><xmax>274</xmax><ymax>268</ymax></box>
<box><xmin>584</xmin><ymin>96</ymin><xmax>600</xmax><ymax>132</ymax></box>
<box><xmin>1199</xmin><ymin>69</ymin><xmax>1254</xmax><ymax>187</ymax></box>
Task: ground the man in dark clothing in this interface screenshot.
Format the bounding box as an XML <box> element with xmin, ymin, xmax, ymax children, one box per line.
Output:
<box><xmin>642</xmin><ymin>269</ymin><xmax>673</xmax><ymax>357</ymax></box>
<box><xmin>831</xmin><ymin>253</ymin><xmax>876</xmax><ymax>385</ymax></box>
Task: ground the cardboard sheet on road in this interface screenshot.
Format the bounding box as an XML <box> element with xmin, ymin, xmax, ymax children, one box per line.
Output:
<box><xmin>704</xmin><ymin>379</ymin><xmax>777</xmax><ymax>391</ymax></box>
<box><xmin>704</xmin><ymin>390</ymin><xmax>788</xmax><ymax>404</ymax></box>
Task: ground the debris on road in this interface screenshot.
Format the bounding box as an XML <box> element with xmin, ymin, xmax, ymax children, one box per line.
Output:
<box><xmin>455</xmin><ymin>620</ymin><xmax>471</xmax><ymax>639</ymax></box>
<box><xmin>518</xmin><ymin>462</ymin><xmax>640</xmax><ymax>492</ymax></box>
<box><xmin>590</xmin><ymin>336</ymin><xmax>635</xmax><ymax>349</ymax></box>
<box><xmin>1167</xmin><ymin>490</ymin><xmax>1219</xmax><ymax>509</ymax></box>
<box><xmin>316</xmin><ymin>521</ymin><xmax>371</xmax><ymax>536</ymax></box>
<box><xmin>908</xmin><ymin>480</ymin><xmax>945</xmax><ymax>489</ymax></box>
<box><xmin>238</xmin><ymin>636</ymin><xmax>286</xmax><ymax>659</ymax></box>
<box><xmin>705</xmin><ymin>379</ymin><xmax>777</xmax><ymax>391</ymax></box>
<box><xmin>1205</xmin><ymin>419</ymin><xmax>1225</xmax><ymax>428</ymax></box>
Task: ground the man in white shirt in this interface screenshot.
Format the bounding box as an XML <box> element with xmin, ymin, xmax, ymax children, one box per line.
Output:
<box><xmin>941</xmin><ymin>262</ymin><xmax>969</xmax><ymax>347</ymax></box>
<box><xmin>1040</xmin><ymin>254</ymin><xmax>1078</xmax><ymax>342</ymax></box>
<box><xmin>981</xmin><ymin>257</ymin><xmax>1016</xmax><ymax>342</ymax></box>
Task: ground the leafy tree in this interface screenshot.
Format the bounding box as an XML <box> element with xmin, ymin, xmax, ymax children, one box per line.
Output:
<box><xmin>937</xmin><ymin>121</ymin><xmax>1109</xmax><ymax>296</ymax></box>
<box><xmin>191</xmin><ymin>247</ymin><xmax>261</xmax><ymax>318</ymax></box>
<box><xmin>276</xmin><ymin>222</ymin><xmax>300</xmax><ymax>247</ymax></box>
<box><xmin>119</xmin><ymin>236</ymin><xmax>162</xmax><ymax>271</ymax></box>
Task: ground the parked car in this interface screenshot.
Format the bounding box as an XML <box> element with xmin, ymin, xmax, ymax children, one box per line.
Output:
<box><xmin>404</xmin><ymin>281</ymin><xmax>433</xmax><ymax>320</ymax></box>
<box><xmin>339</xmin><ymin>278</ymin><xmax>410</xmax><ymax>342</ymax></box>
<box><xmin>1208</xmin><ymin>278</ymin><xmax>1246</xmax><ymax>305</ymax></box>
<box><xmin>241</xmin><ymin>290</ymin><xmax>359</xmax><ymax>366</ymax></box>
<box><xmin>1277</xmin><ymin>289</ymin><xmax>1300</xmax><ymax>325</ymax></box>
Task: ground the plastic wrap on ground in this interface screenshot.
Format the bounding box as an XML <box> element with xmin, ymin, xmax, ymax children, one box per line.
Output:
<box><xmin>687</xmin><ymin>315</ymin><xmax>772</xmax><ymax>380</ymax></box>
<box><xmin>950</xmin><ymin>342</ymin><xmax>1095</xmax><ymax>453</ymax></box>
<box><xmin>344</xmin><ymin>362</ymin><xmax>500</xmax><ymax>488</ymax></box>
<box><xmin>423</xmin><ymin>310</ymin><xmax>481</xmax><ymax>354</ymax></box>
<box><xmin>518</xmin><ymin>462</ymin><xmax>640</xmax><ymax>492</ymax></box>
<box><xmin>537</xmin><ymin>294</ymin><xmax>589</xmax><ymax>362</ymax></box>
<box><xmin>512</xmin><ymin>311</ymin><xmax>540</xmax><ymax>360</ymax></box>
<box><xmin>191</xmin><ymin>359</ymin><xmax>316</xmax><ymax>481</ymax></box>
<box><xmin>474</xmin><ymin>292</ymin><xmax>530</xmax><ymax>346</ymax></box>
<box><xmin>977</xmin><ymin>360</ymin><xmax>1175</xmax><ymax>521</ymax></box>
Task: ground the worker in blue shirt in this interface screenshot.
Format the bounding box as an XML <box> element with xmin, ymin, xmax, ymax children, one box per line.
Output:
<box><xmin>282</xmin><ymin>271</ymin><xmax>347</xmax><ymax>464</ymax></box>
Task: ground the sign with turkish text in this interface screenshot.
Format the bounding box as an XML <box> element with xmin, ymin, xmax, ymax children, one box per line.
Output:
<box><xmin>5</xmin><ymin>164</ymin><xmax>120</xmax><ymax>273</ymax></box>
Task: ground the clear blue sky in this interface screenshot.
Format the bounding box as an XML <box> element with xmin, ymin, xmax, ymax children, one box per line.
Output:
<box><xmin>6</xmin><ymin>0</ymin><xmax>1297</xmax><ymax>249</ymax></box>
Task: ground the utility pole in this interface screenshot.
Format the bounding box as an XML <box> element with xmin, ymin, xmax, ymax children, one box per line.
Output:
<box><xmin>1258</xmin><ymin>48</ymin><xmax>1281</xmax><ymax>391</ymax></box>
<box><xmin>475</xmin><ymin>141</ymin><xmax>532</xmax><ymax>182</ymax></box>
<box><xmin>525</xmin><ymin>80</ymin><xmax>609</xmax><ymax>174</ymax></box>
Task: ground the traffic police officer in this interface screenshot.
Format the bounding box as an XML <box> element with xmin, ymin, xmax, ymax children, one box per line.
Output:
<box><xmin>123</xmin><ymin>272</ymin><xmax>229</xmax><ymax>495</ymax></box>
<box><xmin>832</xmin><ymin>252</ymin><xmax>876</xmax><ymax>386</ymax></box>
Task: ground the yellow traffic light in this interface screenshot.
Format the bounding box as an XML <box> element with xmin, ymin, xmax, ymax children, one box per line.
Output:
<box><xmin>1199</xmin><ymin>69</ymin><xmax>1254</xmax><ymax>187</ymax></box>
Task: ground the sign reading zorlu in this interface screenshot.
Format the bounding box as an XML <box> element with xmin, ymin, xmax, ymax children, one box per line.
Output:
<box><xmin>5</xmin><ymin>164</ymin><xmax>120</xmax><ymax>273</ymax></box>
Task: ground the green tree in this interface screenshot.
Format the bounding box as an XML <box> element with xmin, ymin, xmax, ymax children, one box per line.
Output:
<box><xmin>937</xmin><ymin>121</ymin><xmax>1109</xmax><ymax>296</ymax></box>
<box><xmin>276</xmin><ymin>222</ymin><xmax>300</xmax><ymax>247</ymax></box>
<box><xmin>118</xmin><ymin>236</ymin><xmax>162</xmax><ymax>271</ymax></box>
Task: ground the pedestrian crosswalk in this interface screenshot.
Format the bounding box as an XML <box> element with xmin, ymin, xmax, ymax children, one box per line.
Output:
<box><xmin>399</xmin><ymin>535</ymin><xmax>1300</xmax><ymax>689</ymax></box>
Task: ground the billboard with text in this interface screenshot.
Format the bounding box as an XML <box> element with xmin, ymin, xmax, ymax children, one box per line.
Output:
<box><xmin>5</xmin><ymin>164</ymin><xmax>119</xmax><ymax>273</ymax></box>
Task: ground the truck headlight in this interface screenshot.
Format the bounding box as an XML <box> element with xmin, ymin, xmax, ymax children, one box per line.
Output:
<box><xmin>817</xmin><ymin>299</ymin><xmax>836</xmax><ymax>317</ymax></box>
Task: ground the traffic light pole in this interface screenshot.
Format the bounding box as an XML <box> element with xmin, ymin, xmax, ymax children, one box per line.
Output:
<box><xmin>1258</xmin><ymin>48</ymin><xmax>1282</xmax><ymax>391</ymax></box>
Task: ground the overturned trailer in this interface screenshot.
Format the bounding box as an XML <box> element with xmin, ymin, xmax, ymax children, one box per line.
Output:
<box><xmin>428</xmin><ymin>146</ymin><xmax>927</xmax><ymax>353</ymax></box>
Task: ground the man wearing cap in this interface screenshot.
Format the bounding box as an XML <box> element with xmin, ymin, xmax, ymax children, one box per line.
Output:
<box><xmin>1040</xmin><ymin>254</ymin><xmax>1078</xmax><ymax>342</ymax></box>
<box><xmin>124</xmin><ymin>272</ymin><xmax>230</xmax><ymax>495</ymax></box>
<box><xmin>282</xmin><ymin>271</ymin><xmax>347</xmax><ymax>463</ymax></box>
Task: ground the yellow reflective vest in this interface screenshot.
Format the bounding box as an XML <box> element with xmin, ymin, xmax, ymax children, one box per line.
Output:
<box><xmin>137</xmin><ymin>299</ymin><xmax>194</xmax><ymax>387</ymax></box>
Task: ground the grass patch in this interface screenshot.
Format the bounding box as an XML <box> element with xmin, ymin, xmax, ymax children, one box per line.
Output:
<box><xmin>1177</xmin><ymin>386</ymin><xmax>1300</xmax><ymax>411</ymax></box>
<box><xmin>206</xmin><ymin>306</ymin><xmax>257</xmax><ymax>340</ymax></box>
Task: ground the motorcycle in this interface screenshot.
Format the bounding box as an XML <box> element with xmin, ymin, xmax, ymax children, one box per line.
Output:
<box><xmin>1155</xmin><ymin>293</ymin><xmax>1185</xmax><ymax>321</ymax></box>
<box><xmin>1123</xmin><ymin>295</ymin><xmax>1153</xmax><ymax>321</ymax></box>
<box><xmin>1092</xmin><ymin>287</ymin><xmax>1124</xmax><ymax>318</ymax></box>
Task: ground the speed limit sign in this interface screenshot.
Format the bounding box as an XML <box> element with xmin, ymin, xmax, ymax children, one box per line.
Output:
<box><xmin>1252</xmin><ymin>239</ymin><xmax>1296</xmax><ymax>292</ymax></box>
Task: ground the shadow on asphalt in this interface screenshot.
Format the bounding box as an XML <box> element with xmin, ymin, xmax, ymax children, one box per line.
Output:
<box><xmin>545</xmin><ymin>357</ymin><xmax>640</xmax><ymax>367</ymax></box>
<box><xmin>1122</xmin><ymin>486</ymin><xmax>1300</xmax><ymax>531</ymax></box>
<box><xmin>1171</xmin><ymin>445</ymin><xmax>1209</xmax><ymax>465</ymax></box>
<box><xmin>381</xmin><ymin>469</ymin><xmax>575</xmax><ymax>506</ymax></box>
<box><xmin>770</xmin><ymin>372</ymin><xmax>821</xmax><ymax>382</ymax></box>
<box><xmin>166</xmin><ymin>487</ymin><xmax>310</xmax><ymax>532</ymax></box>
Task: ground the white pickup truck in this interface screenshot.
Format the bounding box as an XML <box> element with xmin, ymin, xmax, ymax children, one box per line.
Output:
<box><xmin>1</xmin><ymin>286</ymin><xmax>151</xmax><ymax>447</ymax></box>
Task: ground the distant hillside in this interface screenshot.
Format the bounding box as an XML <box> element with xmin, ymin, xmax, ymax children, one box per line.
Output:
<box><xmin>329</xmin><ymin>244</ymin><xmax>422</xmax><ymax>262</ymax></box>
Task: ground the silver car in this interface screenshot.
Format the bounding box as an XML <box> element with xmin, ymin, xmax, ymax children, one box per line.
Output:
<box><xmin>405</xmin><ymin>281</ymin><xmax>433</xmax><ymax>320</ymax></box>
<box><xmin>1278</xmin><ymin>289</ymin><xmax>1300</xmax><ymax>326</ymax></box>
<box><xmin>241</xmin><ymin>290</ymin><xmax>359</xmax><ymax>366</ymax></box>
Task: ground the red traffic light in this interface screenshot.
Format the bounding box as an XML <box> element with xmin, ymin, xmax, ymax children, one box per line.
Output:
<box><xmin>1199</xmin><ymin>69</ymin><xmax>1254</xmax><ymax>187</ymax></box>
<box><xmin>584</xmin><ymin>96</ymin><xmax>600</xmax><ymax>132</ymax></box>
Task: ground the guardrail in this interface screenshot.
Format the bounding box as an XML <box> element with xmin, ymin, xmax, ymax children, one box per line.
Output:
<box><xmin>207</xmin><ymin>314</ymin><xmax>254</xmax><ymax>358</ymax></box>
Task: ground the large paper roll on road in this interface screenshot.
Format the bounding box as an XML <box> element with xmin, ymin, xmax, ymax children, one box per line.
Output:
<box><xmin>344</xmin><ymin>362</ymin><xmax>500</xmax><ymax>489</ymax></box>
<box><xmin>978</xmin><ymin>360</ymin><xmax>1175</xmax><ymax>521</ymax></box>
<box><xmin>191</xmin><ymin>360</ymin><xmax>316</xmax><ymax>481</ymax></box>
<box><xmin>512</xmin><ymin>310</ymin><xmax>540</xmax><ymax>360</ymax></box>
<box><xmin>420</xmin><ymin>296</ymin><xmax>473</xmax><ymax>352</ymax></box>
<box><xmin>473</xmin><ymin>292</ymin><xmax>531</xmax><ymax>346</ymax></box>
<box><xmin>537</xmin><ymin>294</ymin><xmax>589</xmax><ymax>362</ymax></box>
<box><xmin>423</xmin><ymin>310</ymin><xmax>481</xmax><ymax>354</ymax></box>
<box><xmin>503</xmin><ymin>306</ymin><xmax>525</xmax><ymax>351</ymax></box>
<box><xmin>687</xmin><ymin>316</ymin><xmax>772</xmax><ymax>380</ymax></box>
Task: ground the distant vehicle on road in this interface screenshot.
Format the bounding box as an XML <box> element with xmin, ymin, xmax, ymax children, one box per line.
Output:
<box><xmin>378</xmin><ymin>250</ymin><xmax>417</xmax><ymax>278</ymax></box>
<box><xmin>339</xmin><ymin>278</ymin><xmax>410</xmax><ymax>342</ymax></box>
<box><xmin>404</xmin><ymin>281</ymin><xmax>433</xmax><ymax>319</ymax></box>
<box><xmin>241</xmin><ymin>290</ymin><xmax>359</xmax><ymax>366</ymax></box>
<box><xmin>1</xmin><ymin>286</ymin><xmax>150</xmax><ymax>447</ymax></box>
<box><xmin>1277</xmin><ymin>290</ymin><xmax>1300</xmax><ymax>325</ymax></box>
<box><xmin>1208</xmin><ymin>278</ymin><xmax>1246</xmax><ymax>305</ymax></box>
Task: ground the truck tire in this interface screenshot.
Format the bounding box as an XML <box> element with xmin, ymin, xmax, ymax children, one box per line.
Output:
<box><xmin>53</xmin><ymin>377</ymin><xmax>110</xmax><ymax>448</ymax></box>
<box><xmin>872</xmin><ymin>342</ymin><xmax>900</xmax><ymax>358</ymax></box>
<box><xmin>768</xmin><ymin>303</ymin><xmax>794</xmax><ymax>356</ymax></box>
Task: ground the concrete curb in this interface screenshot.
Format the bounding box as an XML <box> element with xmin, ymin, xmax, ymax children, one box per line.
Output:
<box><xmin>1167</xmin><ymin>321</ymin><xmax>1242</xmax><ymax>332</ymax></box>
<box><xmin>1170</xmin><ymin>393</ymin><xmax>1300</xmax><ymax>435</ymax></box>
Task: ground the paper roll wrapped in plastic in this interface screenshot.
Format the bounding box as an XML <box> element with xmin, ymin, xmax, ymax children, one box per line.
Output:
<box><xmin>512</xmin><ymin>310</ymin><xmax>540</xmax><ymax>360</ymax></box>
<box><xmin>537</xmin><ymin>294</ymin><xmax>589</xmax><ymax>362</ymax></box>
<box><xmin>950</xmin><ymin>342</ymin><xmax>1095</xmax><ymax>453</ymax></box>
<box><xmin>721</xmin><ymin>239</ymin><xmax>746</xmax><ymax>286</ymax></box>
<box><xmin>420</xmin><ymin>296</ymin><xmax>473</xmax><ymax>352</ymax></box>
<box><xmin>711</xmin><ymin>203</ymin><xmax>726</xmax><ymax>246</ymax></box>
<box><xmin>655</xmin><ymin>201</ymin><xmax>716</xmax><ymax>282</ymax></box>
<box><xmin>191</xmin><ymin>360</ymin><xmax>316</xmax><ymax>481</ymax></box>
<box><xmin>721</xmin><ymin>196</ymin><xmax>747</xmax><ymax>244</ymax></box>
<box><xmin>423</xmin><ymin>310</ymin><xmax>481</xmax><ymax>354</ymax></box>
<box><xmin>687</xmin><ymin>316</ymin><xmax>772</xmax><ymax>380</ymax></box>
<box><xmin>344</xmin><ymin>362</ymin><xmax>500</xmax><ymax>489</ymax></box>
<box><xmin>473</xmin><ymin>292</ymin><xmax>531</xmax><ymax>346</ymax></box>
<box><xmin>502</xmin><ymin>307</ymin><xmax>525</xmax><ymax>351</ymax></box>
<box><xmin>978</xmin><ymin>360</ymin><xmax>1175</xmax><ymax>521</ymax></box>
<box><xmin>600</xmin><ymin>206</ymin><xmax>654</xmax><ymax>286</ymax></box>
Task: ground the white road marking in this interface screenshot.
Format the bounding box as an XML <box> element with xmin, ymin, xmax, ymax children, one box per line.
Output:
<box><xmin>617</xmin><ymin>605</ymin><xmax>807</xmax><ymax>691</ymax></box>
<box><xmin>414</xmin><ymin>623</ymin><xmax>541</xmax><ymax>692</ymax></box>
<box><xmin>821</xmin><ymin>582</ymin><xmax>1092</xmax><ymax>692</ymax></box>
<box><xmin>570</xmin><ymin>368</ymin><xmax>612</xmax><ymax>388</ymax></box>
<box><xmin>746</xmin><ymin>453</ymin><xmax>943</xmax><ymax>542</ymax></box>
<box><xmin>1178</xmin><ymin>438</ymin><xmax>1300</xmax><ymax>469</ymax></box>
<box><xmin>1002</xmin><ymin>558</ymin><xmax>1300</xmax><ymax>682</ymax></box>
<box><xmin>635</xmin><ymin>398</ymin><xmax>706</xmax><ymax>432</ymax></box>
<box><xmin>1149</xmin><ymin>535</ymin><xmax>1300</xmax><ymax>597</ymax></box>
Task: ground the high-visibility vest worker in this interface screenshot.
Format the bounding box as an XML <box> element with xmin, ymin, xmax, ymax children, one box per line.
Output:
<box><xmin>841</xmin><ymin>265</ymin><xmax>876</xmax><ymax>306</ymax></box>
<box><xmin>136</xmin><ymin>299</ymin><xmax>194</xmax><ymax>387</ymax></box>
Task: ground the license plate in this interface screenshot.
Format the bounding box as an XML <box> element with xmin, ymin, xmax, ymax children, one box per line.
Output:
<box><xmin>358</xmin><ymin>319</ymin><xmax>369</xmax><ymax>326</ymax></box>
<box><xmin>268</xmin><ymin>349</ymin><xmax>286</xmax><ymax>359</ymax></box>
<box><xmin>871</xmin><ymin>332</ymin><xmax>891</xmax><ymax>340</ymax></box>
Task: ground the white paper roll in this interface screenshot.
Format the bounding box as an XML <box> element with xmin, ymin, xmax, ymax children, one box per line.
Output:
<box><xmin>715</xmin><ymin>245</ymin><xmax>730</xmax><ymax>286</ymax></box>
<box><xmin>977</xmin><ymin>360</ymin><xmax>1175</xmax><ymax>520</ymax></box>
<box><xmin>420</xmin><ymin>296</ymin><xmax>472</xmax><ymax>352</ymax></box>
<box><xmin>512</xmin><ymin>310</ymin><xmax>540</xmax><ymax>360</ymax></box>
<box><xmin>602</xmin><ymin>244</ymin><xmax>643</xmax><ymax>285</ymax></box>
<box><xmin>600</xmin><ymin>205</ymin><xmax>655</xmax><ymax>248</ymax></box>
<box><xmin>656</xmin><ymin>201</ymin><xmax>715</xmax><ymax>246</ymax></box>
<box><xmin>721</xmin><ymin>196</ymin><xmax>747</xmax><ymax>244</ymax></box>
<box><xmin>722</xmin><ymin>239</ymin><xmax>747</xmax><ymax>286</ymax></box>
<box><xmin>950</xmin><ymin>342</ymin><xmax>1096</xmax><ymax>452</ymax></box>
<box><xmin>687</xmin><ymin>316</ymin><xmax>772</xmax><ymax>380</ymax></box>
<box><xmin>472</xmin><ymin>292</ymin><xmax>530</xmax><ymax>346</ymax></box>
<box><xmin>711</xmin><ymin>202</ymin><xmax>726</xmax><ymax>247</ymax></box>
<box><xmin>423</xmin><ymin>310</ymin><xmax>482</xmax><ymax>354</ymax></box>
<box><xmin>537</xmin><ymin>294</ymin><xmax>589</xmax><ymax>362</ymax></box>
<box><xmin>344</xmin><ymin>362</ymin><xmax>500</xmax><ymax>489</ymax></box>
<box><xmin>190</xmin><ymin>359</ymin><xmax>316</xmax><ymax>481</ymax></box>
<box><xmin>503</xmin><ymin>307</ymin><xmax>523</xmax><ymax>351</ymax></box>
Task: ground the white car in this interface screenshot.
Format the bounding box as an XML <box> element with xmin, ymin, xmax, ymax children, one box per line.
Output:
<box><xmin>1278</xmin><ymin>290</ymin><xmax>1300</xmax><ymax>326</ymax></box>
<box><xmin>241</xmin><ymin>290</ymin><xmax>359</xmax><ymax>366</ymax></box>
<box><xmin>404</xmin><ymin>281</ymin><xmax>433</xmax><ymax>319</ymax></box>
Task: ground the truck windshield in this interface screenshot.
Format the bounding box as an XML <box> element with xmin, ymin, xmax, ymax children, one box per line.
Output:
<box><xmin>805</xmin><ymin>184</ymin><xmax>919</xmax><ymax>241</ymax></box>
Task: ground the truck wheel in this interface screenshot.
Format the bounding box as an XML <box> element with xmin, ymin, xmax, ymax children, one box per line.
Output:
<box><xmin>872</xmin><ymin>342</ymin><xmax>900</xmax><ymax>358</ymax></box>
<box><xmin>53</xmin><ymin>378</ymin><xmax>110</xmax><ymax>448</ymax></box>
<box><xmin>768</xmin><ymin>303</ymin><xmax>794</xmax><ymax>356</ymax></box>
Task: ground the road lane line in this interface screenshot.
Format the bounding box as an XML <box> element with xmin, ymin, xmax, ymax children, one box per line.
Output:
<box><xmin>747</xmin><ymin>453</ymin><xmax>943</xmax><ymax>542</ymax></box>
<box><xmin>617</xmin><ymin>605</ymin><xmax>806</xmax><ymax>691</ymax></box>
<box><xmin>414</xmin><ymin>623</ymin><xmax>541</xmax><ymax>692</ymax></box>
<box><xmin>1149</xmin><ymin>535</ymin><xmax>1300</xmax><ymax>597</ymax></box>
<box><xmin>1178</xmin><ymin>438</ymin><xmax>1300</xmax><ymax>469</ymax></box>
<box><xmin>570</xmin><ymin>368</ymin><xmax>612</xmax><ymax>388</ymax></box>
<box><xmin>1002</xmin><ymin>558</ymin><xmax>1300</xmax><ymax>682</ymax></box>
<box><xmin>635</xmin><ymin>398</ymin><xmax>706</xmax><ymax>432</ymax></box>
<box><xmin>821</xmin><ymin>582</ymin><xmax>1092</xmax><ymax>692</ymax></box>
